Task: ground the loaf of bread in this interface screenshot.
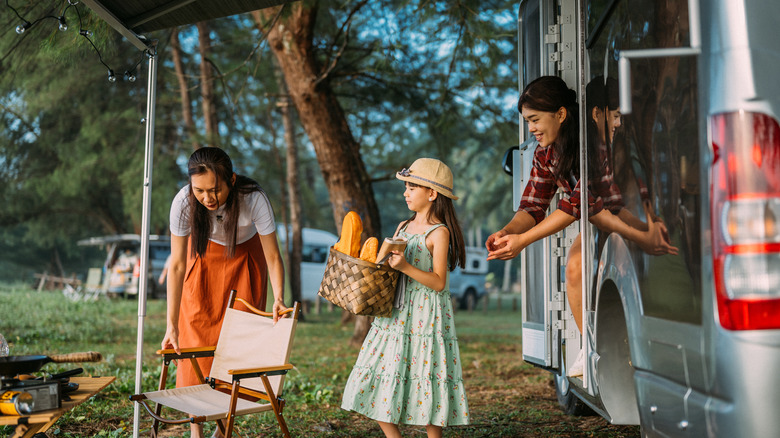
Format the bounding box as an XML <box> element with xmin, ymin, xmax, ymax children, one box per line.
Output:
<box><xmin>333</xmin><ymin>211</ymin><xmax>363</xmax><ymax>257</ymax></box>
<box><xmin>359</xmin><ymin>237</ymin><xmax>379</xmax><ymax>263</ymax></box>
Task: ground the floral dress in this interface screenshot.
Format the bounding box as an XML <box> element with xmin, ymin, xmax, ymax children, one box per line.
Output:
<box><xmin>341</xmin><ymin>224</ymin><xmax>469</xmax><ymax>426</ymax></box>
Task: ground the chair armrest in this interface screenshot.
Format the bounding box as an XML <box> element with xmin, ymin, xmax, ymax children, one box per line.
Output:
<box><xmin>156</xmin><ymin>346</ymin><xmax>216</xmax><ymax>360</ymax></box>
<box><xmin>228</xmin><ymin>363</ymin><xmax>294</xmax><ymax>379</ymax></box>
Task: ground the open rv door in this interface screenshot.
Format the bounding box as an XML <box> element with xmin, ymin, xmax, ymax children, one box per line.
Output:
<box><xmin>516</xmin><ymin>0</ymin><xmax>581</xmax><ymax>372</ymax></box>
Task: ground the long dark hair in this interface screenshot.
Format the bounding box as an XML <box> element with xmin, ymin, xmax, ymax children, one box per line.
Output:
<box><xmin>585</xmin><ymin>76</ymin><xmax>620</xmax><ymax>180</ymax></box>
<box><xmin>400</xmin><ymin>182</ymin><xmax>466</xmax><ymax>271</ymax></box>
<box><xmin>185</xmin><ymin>147</ymin><xmax>262</xmax><ymax>258</ymax></box>
<box><xmin>518</xmin><ymin>76</ymin><xmax>588</xmax><ymax>183</ymax></box>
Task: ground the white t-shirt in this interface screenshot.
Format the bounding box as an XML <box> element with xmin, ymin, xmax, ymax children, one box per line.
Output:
<box><xmin>169</xmin><ymin>185</ymin><xmax>276</xmax><ymax>245</ymax></box>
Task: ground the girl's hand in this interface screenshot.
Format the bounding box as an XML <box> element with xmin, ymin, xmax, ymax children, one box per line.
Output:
<box><xmin>161</xmin><ymin>325</ymin><xmax>180</xmax><ymax>354</ymax></box>
<box><xmin>273</xmin><ymin>298</ymin><xmax>289</xmax><ymax>323</ymax></box>
<box><xmin>487</xmin><ymin>234</ymin><xmax>528</xmax><ymax>260</ymax></box>
<box><xmin>485</xmin><ymin>230</ymin><xmax>507</xmax><ymax>252</ymax></box>
<box><xmin>387</xmin><ymin>250</ymin><xmax>408</xmax><ymax>272</ymax></box>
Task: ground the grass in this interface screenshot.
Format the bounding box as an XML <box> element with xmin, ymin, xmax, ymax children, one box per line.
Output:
<box><xmin>0</xmin><ymin>286</ymin><xmax>639</xmax><ymax>437</ymax></box>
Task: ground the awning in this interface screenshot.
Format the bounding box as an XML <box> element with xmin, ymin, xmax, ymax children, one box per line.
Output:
<box><xmin>81</xmin><ymin>0</ymin><xmax>292</xmax><ymax>50</ymax></box>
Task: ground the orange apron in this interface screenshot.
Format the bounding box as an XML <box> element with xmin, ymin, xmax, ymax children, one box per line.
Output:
<box><xmin>176</xmin><ymin>233</ymin><xmax>268</xmax><ymax>388</ymax></box>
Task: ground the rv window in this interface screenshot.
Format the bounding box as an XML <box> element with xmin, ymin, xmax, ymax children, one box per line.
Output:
<box><xmin>519</xmin><ymin>0</ymin><xmax>541</xmax><ymax>85</ymax></box>
<box><xmin>586</xmin><ymin>0</ymin><xmax>702</xmax><ymax>324</ymax></box>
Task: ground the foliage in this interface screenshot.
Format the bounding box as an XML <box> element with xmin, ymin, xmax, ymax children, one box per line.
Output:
<box><xmin>0</xmin><ymin>1</ymin><xmax>519</xmax><ymax>281</ymax></box>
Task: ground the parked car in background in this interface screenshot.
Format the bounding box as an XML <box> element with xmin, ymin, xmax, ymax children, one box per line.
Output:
<box><xmin>277</xmin><ymin>226</ymin><xmax>338</xmax><ymax>301</ymax></box>
<box><xmin>449</xmin><ymin>246</ymin><xmax>488</xmax><ymax>309</ymax></box>
<box><xmin>77</xmin><ymin>234</ymin><xmax>171</xmax><ymax>299</ymax></box>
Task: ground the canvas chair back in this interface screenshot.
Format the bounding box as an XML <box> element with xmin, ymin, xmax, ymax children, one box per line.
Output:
<box><xmin>85</xmin><ymin>268</ymin><xmax>102</xmax><ymax>288</ymax></box>
<box><xmin>209</xmin><ymin>307</ymin><xmax>297</xmax><ymax>396</ymax></box>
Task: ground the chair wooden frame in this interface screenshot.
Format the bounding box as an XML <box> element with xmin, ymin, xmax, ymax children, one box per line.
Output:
<box><xmin>130</xmin><ymin>290</ymin><xmax>300</xmax><ymax>437</ymax></box>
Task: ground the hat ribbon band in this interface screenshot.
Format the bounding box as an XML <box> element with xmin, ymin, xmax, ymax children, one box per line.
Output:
<box><xmin>398</xmin><ymin>168</ymin><xmax>453</xmax><ymax>193</ymax></box>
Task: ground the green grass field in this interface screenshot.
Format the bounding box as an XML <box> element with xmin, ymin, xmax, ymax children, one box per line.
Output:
<box><xmin>0</xmin><ymin>285</ymin><xmax>638</xmax><ymax>437</ymax></box>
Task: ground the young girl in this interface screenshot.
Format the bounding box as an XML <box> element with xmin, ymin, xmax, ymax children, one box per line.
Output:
<box><xmin>341</xmin><ymin>158</ymin><xmax>469</xmax><ymax>438</ymax></box>
<box><xmin>161</xmin><ymin>147</ymin><xmax>288</xmax><ymax>438</ymax></box>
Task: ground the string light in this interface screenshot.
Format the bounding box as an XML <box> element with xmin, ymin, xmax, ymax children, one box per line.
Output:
<box><xmin>7</xmin><ymin>0</ymin><xmax>73</xmax><ymax>35</ymax></box>
<box><xmin>5</xmin><ymin>0</ymin><xmax>146</xmax><ymax>84</ymax></box>
<box><xmin>15</xmin><ymin>22</ymin><xmax>30</xmax><ymax>34</ymax></box>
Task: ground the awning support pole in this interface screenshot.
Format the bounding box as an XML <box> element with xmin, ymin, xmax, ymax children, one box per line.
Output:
<box><xmin>133</xmin><ymin>48</ymin><xmax>157</xmax><ymax>438</ymax></box>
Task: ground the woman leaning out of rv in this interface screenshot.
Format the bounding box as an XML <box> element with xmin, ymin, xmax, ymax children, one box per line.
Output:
<box><xmin>485</xmin><ymin>75</ymin><xmax>678</xmax><ymax>376</ymax></box>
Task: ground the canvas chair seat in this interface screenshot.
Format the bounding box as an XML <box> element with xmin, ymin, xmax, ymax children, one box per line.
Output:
<box><xmin>131</xmin><ymin>290</ymin><xmax>300</xmax><ymax>438</ymax></box>
<box><xmin>143</xmin><ymin>384</ymin><xmax>274</xmax><ymax>421</ymax></box>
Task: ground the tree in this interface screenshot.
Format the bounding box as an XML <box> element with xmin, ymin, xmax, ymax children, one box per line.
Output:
<box><xmin>252</xmin><ymin>0</ymin><xmax>518</xmax><ymax>343</ymax></box>
<box><xmin>253</xmin><ymin>4</ymin><xmax>382</xmax><ymax>345</ymax></box>
<box><xmin>1</xmin><ymin>1</ymin><xmax>520</xmax><ymax>297</ymax></box>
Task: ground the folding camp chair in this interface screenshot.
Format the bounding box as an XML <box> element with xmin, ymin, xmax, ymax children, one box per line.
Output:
<box><xmin>131</xmin><ymin>290</ymin><xmax>300</xmax><ymax>437</ymax></box>
<box><xmin>63</xmin><ymin>268</ymin><xmax>103</xmax><ymax>302</ymax></box>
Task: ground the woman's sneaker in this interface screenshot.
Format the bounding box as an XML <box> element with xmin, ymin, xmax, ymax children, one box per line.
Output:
<box><xmin>567</xmin><ymin>349</ymin><xmax>584</xmax><ymax>377</ymax></box>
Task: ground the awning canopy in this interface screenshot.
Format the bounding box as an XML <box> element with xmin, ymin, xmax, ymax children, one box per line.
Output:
<box><xmin>81</xmin><ymin>0</ymin><xmax>293</xmax><ymax>50</ymax></box>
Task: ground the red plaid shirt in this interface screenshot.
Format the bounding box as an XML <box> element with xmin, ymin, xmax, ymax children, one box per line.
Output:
<box><xmin>593</xmin><ymin>143</ymin><xmax>624</xmax><ymax>214</ymax></box>
<box><xmin>519</xmin><ymin>144</ymin><xmax>615</xmax><ymax>224</ymax></box>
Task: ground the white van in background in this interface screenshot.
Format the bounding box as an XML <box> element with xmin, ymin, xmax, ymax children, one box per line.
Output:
<box><xmin>449</xmin><ymin>246</ymin><xmax>489</xmax><ymax>309</ymax></box>
<box><xmin>277</xmin><ymin>226</ymin><xmax>338</xmax><ymax>301</ymax></box>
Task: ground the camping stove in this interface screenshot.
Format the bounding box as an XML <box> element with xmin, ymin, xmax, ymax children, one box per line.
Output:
<box><xmin>0</xmin><ymin>377</ymin><xmax>61</xmax><ymax>413</ymax></box>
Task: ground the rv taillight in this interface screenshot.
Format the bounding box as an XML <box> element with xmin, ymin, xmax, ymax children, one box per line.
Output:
<box><xmin>711</xmin><ymin>111</ymin><xmax>780</xmax><ymax>330</ymax></box>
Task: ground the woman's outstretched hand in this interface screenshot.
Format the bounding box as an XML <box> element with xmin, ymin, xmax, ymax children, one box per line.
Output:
<box><xmin>485</xmin><ymin>230</ymin><xmax>507</xmax><ymax>252</ymax></box>
<box><xmin>487</xmin><ymin>233</ymin><xmax>528</xmax><ymax>260</ymax></box>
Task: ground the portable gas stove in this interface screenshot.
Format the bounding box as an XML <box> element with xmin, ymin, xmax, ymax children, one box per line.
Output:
<box><xmin>0</xmin><ymin>368</ymin><xmax>82</xmax><ymax>413</ymax></box>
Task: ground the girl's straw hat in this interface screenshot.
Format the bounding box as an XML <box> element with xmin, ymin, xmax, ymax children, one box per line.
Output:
<box><xmin>396</xmin><ymin>158</ymin><xmax>459</xmax><ymax>200</ymax></box>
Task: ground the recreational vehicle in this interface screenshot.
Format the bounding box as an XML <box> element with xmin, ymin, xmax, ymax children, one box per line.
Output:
<box><xmin>511</xmin><ymin>0</ymin><xmax>780</xmax><ymax>436</ymax></box>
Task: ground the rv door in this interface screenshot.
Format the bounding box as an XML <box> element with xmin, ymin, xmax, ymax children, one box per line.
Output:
<box><xmin>517</xmin><ymin>0</ymin><xmax>579</xmax><ymax>370</ymax></box>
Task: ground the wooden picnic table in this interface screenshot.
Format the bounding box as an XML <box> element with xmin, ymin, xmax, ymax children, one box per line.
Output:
<box><xmin>0</xmin><ymin>376</ymin><xmax>115</xmax><ymax>438</ymax></box>
<box><xmin>33</xmin><ymin>273</ymin><xmax>81</xmax><ymax>291</ymax></box>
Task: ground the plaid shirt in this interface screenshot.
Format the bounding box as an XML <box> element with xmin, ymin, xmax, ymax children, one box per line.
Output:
<box><xmin>593</xmin><ymin>143</ymin><xmax>624</xmax><ymax>214</ymax></box>
<box><xmin>519</xmin><ymin>144</ymin><xmax>615</xmax><ymax>224</ymax></box>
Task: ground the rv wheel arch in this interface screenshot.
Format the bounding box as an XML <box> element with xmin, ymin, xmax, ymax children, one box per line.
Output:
<box><xmin>594</xmin><ymin>280</ymin><xmax>640</xmax><ymax>424</ymax></box>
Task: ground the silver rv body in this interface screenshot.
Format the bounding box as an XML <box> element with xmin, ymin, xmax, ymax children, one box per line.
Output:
<box><xmin>514</xmin><ymin>0</ymin><xmax>780</xmax><ymax>436</ymax></box>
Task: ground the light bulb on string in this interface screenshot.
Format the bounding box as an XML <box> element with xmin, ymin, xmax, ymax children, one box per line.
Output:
<box><xmin>15</xmin><ymin>21</ymin><xmax>30</xmax><ymax>34</ymax></box>
<box><xmin>7</xmin><ymin>0</ymin><xmax>145</xmax><ymax>87</ymax></box>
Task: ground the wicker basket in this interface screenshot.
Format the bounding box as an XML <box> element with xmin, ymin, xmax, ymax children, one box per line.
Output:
<box><xmin>317</xmin><ymin>248</ymin><xmax>399</xmax><ymax>317</ymax></box>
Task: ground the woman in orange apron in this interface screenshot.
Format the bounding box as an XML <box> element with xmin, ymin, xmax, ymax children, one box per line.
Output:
<box><xmin>161</xmin><ymin>147</ymin><xmax>287</xmax><ymax>438</ymax></box>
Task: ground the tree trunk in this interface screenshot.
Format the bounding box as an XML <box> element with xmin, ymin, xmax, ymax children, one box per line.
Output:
<box><xmin>170</xmin><ymin>28</ymin><xmax>199</xmax><ymax>150</ymax></box>
<box><xmin>253</xmin><ymin>5</ymin><xmax>380</xmax><ymax>346</ymax></box>
<box><xmin>274</xmin><ymin>62</ymin><xmax>304</xmax><ymax>310</ymax></box>
<box><xmin>197</xmin><ymin>21</ymin><xmax>219</xmax><ymax>146</ymax></box>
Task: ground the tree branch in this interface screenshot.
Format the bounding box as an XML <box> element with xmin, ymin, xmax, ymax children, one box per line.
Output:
<box><xmin>316</xmin><ymin>0</ymin><xmax>368</xmax><ymax>86</ymax></box>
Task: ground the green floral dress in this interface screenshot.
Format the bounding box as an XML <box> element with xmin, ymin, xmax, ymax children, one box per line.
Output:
<box><xmin>341</xmin><ymin>224</ymin><xmax>469</xmax><ymax>426</ymax></box>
